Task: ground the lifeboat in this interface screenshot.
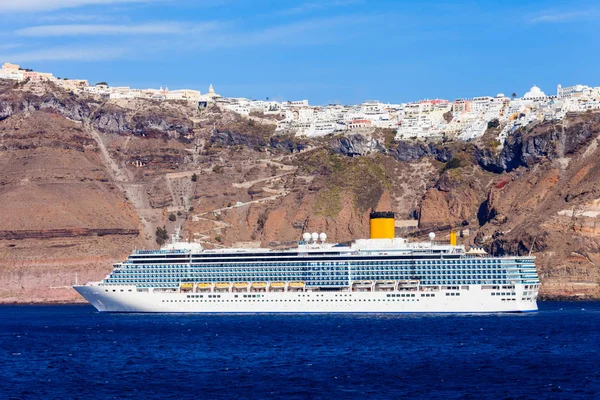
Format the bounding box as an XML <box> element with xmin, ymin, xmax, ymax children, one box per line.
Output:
<box><xmin>251</xmin><ymin>282</ymin><xmax>267</xmax><ymax>288</ymax></box>
<box><xmin>180</xmin><ymin>283</ymin><xmax>193</xmax><ymax>288</ymax></box>
<box><xmin>289</xmin><ymin>281</ymin><xmax>305</xmax><ymax>288</ymax></box>
<box><xmin>397</xmin><ymin>280</ymin><xmax>420</xmax><ymax>292</ymax></box>
<box><xmin>196</xmin><ymin>283</ymin><xmax>212</xmax><ymax>289</ymax></box>
<box><xmin>233</xmin><ymin>282</ymin><xmax>249</xmax><ymax>289</ymax></box>
<box><xmin>398</xmin><ymin>280</ymin><xmax>419</xmax><ymax>287</ymax></box>
<box><xmin>270</xmin><ymin>282</ymin><xmax>286</xmax><ymax>288</ymax></box>
<box><xmin>354</xmin><ymin>280</ymin><xmax>373</xmax><ymax>289</ymax></box>
<box><xmin>215</xmin><ymin>283</ymin><xmax>230</xmax><ymax>290</ymax></box>
<box><xmin>376</xmin><ymin>280</ymin><xmax>396</xmax><ymax>289</ymax></box>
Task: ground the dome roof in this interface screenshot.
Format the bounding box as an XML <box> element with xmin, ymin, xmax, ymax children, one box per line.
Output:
<box><xmin>524</xmin><ymin>85</ymin><xmax>546</xmax><ymax>99</ymax></box>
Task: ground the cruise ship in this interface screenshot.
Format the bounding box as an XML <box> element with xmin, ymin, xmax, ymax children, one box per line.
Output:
<box><xmin>74</xmin><ymin>212</ymin><xmax>540</xmax><ymax>313</ymax></box>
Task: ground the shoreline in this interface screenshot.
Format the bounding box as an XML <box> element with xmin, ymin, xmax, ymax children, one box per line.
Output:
<box><xmin>1</xmin><ymin>298</ymin><xmax>599</xmax><ymax>306</ymax></box>
<box><xmin>0</xmin><ymin>289</ymin><xmax>597</xmax><ymax>306</ymax></box>
<box><xmin>0</xmin><ymin>299</ymin><xmax>89</xmax><ymax>306</ymax></box>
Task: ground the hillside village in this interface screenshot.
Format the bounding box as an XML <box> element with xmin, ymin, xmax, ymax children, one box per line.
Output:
<box><xmin>1</xmin><ymin>60</ymin><xmax>600</xmax><ymax>303</ymax></box>
<box><xmin>221</xmin><ymin>85</ymin><xmax>600</xmax><ymax>142</ymax></box>
<box><xmin>2</xmin><ymin>61</ymin><xmax>599</xmax><ymax>144</ymax></box>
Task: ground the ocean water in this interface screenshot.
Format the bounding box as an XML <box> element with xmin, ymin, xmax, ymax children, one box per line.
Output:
<box><xmin>0</xmin><ymin>302</ymin><xmax>599</xmax><ymax>399</ymax></box>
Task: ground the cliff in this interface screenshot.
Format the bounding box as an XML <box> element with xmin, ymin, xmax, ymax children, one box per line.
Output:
<box><xmin>1</xmin><ymin>80</ymin><xmax>599</xmax><ymax>302</ymax></box>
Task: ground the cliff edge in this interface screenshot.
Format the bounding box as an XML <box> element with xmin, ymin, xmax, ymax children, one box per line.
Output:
<box><xmin>1</xmin><ymin>80</ymin><xmax>599</xmax><ymax>302</ymax></box>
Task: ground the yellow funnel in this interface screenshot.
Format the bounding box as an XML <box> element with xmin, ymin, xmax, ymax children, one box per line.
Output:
<box><xmin>450</xmin><ymin>231</ymin><xmax>457</xmax><ymax>246</ymax></box>
<box><xmin>370</xmin><ymin>211</ymin><xmax>395</xmax><ymax>239</ymax></box>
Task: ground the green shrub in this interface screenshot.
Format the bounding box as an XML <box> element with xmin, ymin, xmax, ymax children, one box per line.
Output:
<box><xmin>442</xmin><ymin>157</ymin><xmax>462</xmax><ymax>172</ymax></box>
<box><xmin>487</xmin><ymin>119</ymin><xmax>500</xmax><ymax>129</ymax></box>
<box><xmin>155</xmin><ymin>226</ymin><xmax>169</xmax><ymax>245</ymax></box>
<box><xmin>488</xmin><ymin>139</ymin><xmax>501</xmax><ymax>148</ymax></box>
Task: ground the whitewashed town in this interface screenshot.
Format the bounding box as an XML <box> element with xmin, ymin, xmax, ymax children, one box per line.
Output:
<box><xmin>2</xmin><ymin>61</ymin><xmax>599</xmax><ymax>143</ymax></box>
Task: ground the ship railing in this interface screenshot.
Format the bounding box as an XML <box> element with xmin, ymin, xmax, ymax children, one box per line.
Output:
<box><xmin>133</xmin><ymin>249</ymin><xmax>189</xmax><ymax>255</ymax></box>
<box><xmin>463</xmin><ymin>254</ymin><xmax>536</xmax><ymax>260</ymax></box>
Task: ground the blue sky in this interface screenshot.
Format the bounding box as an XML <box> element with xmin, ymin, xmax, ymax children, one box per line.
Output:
<box><xmin>0</xmin><ymin>0</ymin><xmax>599</xmax><ymax>105</ymax></box>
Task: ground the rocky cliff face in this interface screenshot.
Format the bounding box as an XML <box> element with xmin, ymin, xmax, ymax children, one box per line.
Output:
<box><xmin>210</xmin><ymin>130</ymin><xmax>307</xmax><ymax>154</ymax></box>
<box><xmin>92</xmin><ymin>105</ymin><xmax>193</xmax><ymax>137</ymax></box>
<box><xmin>476</xmin><ymin>113</ymin><xmax>600</xmax><ymax>172</ymax></box>
<box><xmin>1</xmin><ymin>80</ymin><xmax>599</xmax><ymax>302</ymax></box>
<box><xmin>390</xmin><ymin>141</ymin><xmax>454</xmax><ymax>163</ymax></box>
<box><xmin>329</xmin><ymin>134</ymin><xmax>384</xmax><ymax>156</ymax></box>
<box><xmin>0</xmin><ymin>81</ymin><xmax>195</xmax><ymax>139</ymax></box>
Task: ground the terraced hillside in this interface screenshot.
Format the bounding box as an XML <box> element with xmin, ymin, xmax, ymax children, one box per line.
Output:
<box><xmin>1</xmin><ymin>80</ymin><xmax>599</xmax><ymax>302</ymax></box>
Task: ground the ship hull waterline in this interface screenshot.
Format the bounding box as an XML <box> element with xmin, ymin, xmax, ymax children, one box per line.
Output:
<box><xmin>73</xmin><ymin>285</ymin><xmax>538</xmax><ymax>314</ymax></box>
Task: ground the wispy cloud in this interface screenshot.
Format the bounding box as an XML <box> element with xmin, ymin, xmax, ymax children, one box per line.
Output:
<box><xmin>3</xmin><ymin>14</ymin><xmax>374</xmax><ymax>63</ymax></box>
<box><xmin>190</xmin><ymin>15</ymin><xmax>374</xmax><ymax>49</ymax></box>
<box><xmin>0</xmin><ymin>44</ymin><xmax>23</xmax><ymax>51</ymax></box>
<box><xmin>530</xmin><ymin>10</ymin><xmax>593</xmax><ymax>23</ymax></box>
<box><xmin>35</xmin><ymin>12</ymin><xmax>128</xmax><ymax>23</ymax></box>
<box><xmin>0</xmin><ymin>0</ymin><xmax>160</xmax><ymax>13</ymax></box>
<box><xmin>15</xmin><ymin>14</ymin><xmax>370</xmax><ymax>45</ymax></box>
<box><xmin>275</xmin><ymin>0</ymin><xmax>364</xmax><ymax>16</ymax></box>
<box><xmin>16</xmin><ymin>22</ymin><xmax>220</xmax><ymax>36</ymax></box>
<box><xmin>0</xmin><ymin>46</ymin><xmax>127</xmax><ymax>62</ymax></box>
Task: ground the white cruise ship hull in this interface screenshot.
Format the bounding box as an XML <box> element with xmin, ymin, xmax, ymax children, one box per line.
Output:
<box><xmin>74</xmin><ymin>285</ymin><xmax>538</xmax><ymax>313</ymax></box>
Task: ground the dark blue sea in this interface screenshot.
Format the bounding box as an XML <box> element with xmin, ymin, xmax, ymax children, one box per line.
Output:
<box><xmin>1</xmin><ymin>302</ymin><xmax>599</xmax><ymax>399</ymax></box>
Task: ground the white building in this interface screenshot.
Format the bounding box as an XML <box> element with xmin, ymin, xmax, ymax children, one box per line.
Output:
<box><xmin>109</xmin><ymin>87</ymin><xmax>139</xmax><ymax>99</ymax></box>
<box><xmin>165</xmin><ymin>89</ymin><xmax>201</xmax><ymax>102</ymax></box>
<box><xmin>0</xmin><ymin>68</ymin><xmax>23</xmax><ymax>81</ymax></box>
<box><xmin>199</xmin><ymin>84</ymin><xmax>221</xmax><ymax>103</ymax></box>
<box><xmin>56</xmin><ymin>79</ymin><xmax>88</xmax><ymax>91</ymax></box>
<box><xmin>285</xmin><ymin>100</ymin><xmax>309</xmax><ymax>107</ymax></box>
<box><xmin>471</xmin><ymin>96</ymin><xmax>494</xmax><ymax>113</ymax></box>
<box><xmin>557</xmin><ymin>84</ymin><xmax>587</xmax><ymax>99</ymax></box>
<box><xmin>523</xmin><ymin>85</ymin><xmax>547</xmax><ymax>101</ymax></box>
<box><xmin>83</xmin><ymin>84</ymin><xmax>110</xmax><ymax>96</ymax></box>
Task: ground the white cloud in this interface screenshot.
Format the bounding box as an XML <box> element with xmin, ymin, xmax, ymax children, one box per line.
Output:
<box><xmin>275</xmin><ymin>0</ymin><xmax>363</xmax><ymax>16</ymax></box>
<box><xmin>36</xmin><ymin>12</ymin><xmax>128</xmax><ymax>23</ymax></box>
<box><xmin>17</xmin><ymin>23</ymin><xmax>187</xmax><ymax>36</ymax></box>
<box><xmin>0</xmin><ymin>46</ymin><xmax>127</xmax><ymax>62</ymax></box>
<box><xmin>0</xmin><ymin>0</ymin><xmax>159</xmax><ymax>12</ymax></box>
<box><xmin>530</xmin><ymin>10</ymin><xmax>592</xmax><ymax>23</ymax></box>
<box><xmin>191</xmin><ymin>15</ymin><xmax>374</xmax><ymax>48</ymax></box>
<box><xmin>0</xmin><ymin>44</ymin><xmax>23</xmax><ymax>51</ymax></box>
<box><xmin>2</xmin><ymin>14</ymin><xmax>373</xmax><ymax>64</ymax></box>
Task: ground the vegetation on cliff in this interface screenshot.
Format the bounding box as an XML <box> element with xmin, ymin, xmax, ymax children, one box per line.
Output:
<box><xmin>1</xmin><ymin>81</ymin><xmax>600</xmax><ymax>302</ymax></box>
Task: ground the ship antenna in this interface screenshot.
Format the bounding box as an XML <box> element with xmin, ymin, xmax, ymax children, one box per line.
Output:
<box><xmin>528</xmin><ymin>236</ymin><xmax>536</xmax><ymax>257</ymax></box>
<box><xmin>172</xmin><ymin>227</ymin><xmax>181</xmax><ymax>244</ymax></box>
